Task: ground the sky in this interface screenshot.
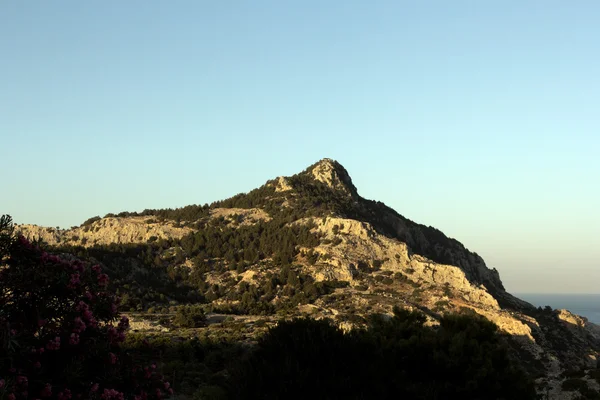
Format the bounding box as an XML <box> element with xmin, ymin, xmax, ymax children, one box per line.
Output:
<box><xmin>1</xmin><ymin>1</ymin><xmax>599</xmax><ymax>294</ymax></box>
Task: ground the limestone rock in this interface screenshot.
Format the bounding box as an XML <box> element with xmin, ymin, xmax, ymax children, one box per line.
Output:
<box><xmin>15</xmin><ymin>216</ymin><xmax>193</xmax><ymax>248</ymax></box>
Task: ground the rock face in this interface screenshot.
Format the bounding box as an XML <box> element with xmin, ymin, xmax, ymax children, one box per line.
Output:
<box><xmin>296</xmin><ymin>159</ymin><xmax>513</xmax><ymax>305</ymax></box>
<box><xmin>209</xmin><ymin>208</ymin><xmax>271</xmax><ymax>225</ymax></box>
<box><xmin>309</xmin><ymin>158</ymin><xmax>358</xmax><ymax>197</ymax></box>
<box><xmin>302</xmin><ymin>216</ymin><xmax>499</xmax><ymax>309</ymax></box>
<box><xmin>15</xmin><ymin>217</ymin><xmax>193</xmax><ymax>248</ymax></box>
<box><xmin>273</xmin><ymin>176</ymin><xmax>293</xmax><ymax>192</ymax></box>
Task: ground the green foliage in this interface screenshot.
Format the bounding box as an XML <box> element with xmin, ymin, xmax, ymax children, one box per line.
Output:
<box><xmin>113</xmin><ymin>204</ymin><xmax>211</xmax><ymax>222</ymax></box>
<box><xmin>434</xmin><ymin>300</ymin><xmax>450</xmax><ymax>311</ymax></box>
<box><xmin>173</xmin><ymin>305</ymin><xmax>206</xmax><ymax>328</ymax></box>
<box><xmin>81</xmin><ymin>215</ymin><xmax>101</xmax><ymax>226</ymax></box>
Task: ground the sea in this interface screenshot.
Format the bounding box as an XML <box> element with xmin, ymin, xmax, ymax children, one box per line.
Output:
<box><xmin>516</xmin><ymin>293</ymin><xmax>600</xmax><ymax>324</ymax></box>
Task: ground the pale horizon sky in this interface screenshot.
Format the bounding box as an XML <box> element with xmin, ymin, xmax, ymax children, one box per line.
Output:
<box><xmin>1</xmin><ymin>1</ymin><xmax>599</xmax><ymax>294</ymax></box>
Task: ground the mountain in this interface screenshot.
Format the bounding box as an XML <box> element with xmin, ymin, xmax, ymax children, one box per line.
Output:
<box><xmin>16</xmin><ymin>158</ymin><xmax>600</xmax><ymax>398</ymax></box>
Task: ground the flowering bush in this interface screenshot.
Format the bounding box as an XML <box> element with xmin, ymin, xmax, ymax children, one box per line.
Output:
<box><xmin>0</xmin><ymin>215</ymin><xmax>172</xmax><ymax>400</ymax></box>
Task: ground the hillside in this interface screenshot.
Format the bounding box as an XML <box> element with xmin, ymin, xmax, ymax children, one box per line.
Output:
<box><xmin>16</xmin><ymin>158</ymin><xmax>600</xmax><ymax>399</ymax></box>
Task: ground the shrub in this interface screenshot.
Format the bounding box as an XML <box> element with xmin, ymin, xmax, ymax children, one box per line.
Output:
<box><xmin>81</xmin><ymin>216</ymin><xmax>101</xmax><ymax>227</ymax></box>
<box><xmin>173</xmin><ymin>305</ymin><xmax>206</xmax><ymax>328</ymax></box>
<box><xmin>434</xmin><ymin>300</ymin><xmax>450</xmax><ymax>311</ymax></box>
<box><xmin>382</xmin><ymin>277</ymin><xmax>393</xmax><ymax>285</ymax></box>
<box><xmin>393</xmin><ymin>272</ymin><xmax>407</xmax><ymax>282</ymax></box>
<box><xmin>0</xmin><ymin>215</ymin><xmax>171</xmax><ymax>400</ymax></box>
<box><xmin>562</xmin><ymin>378</ymin><xmax>588</xmax><ymax>392</ymax></box>
<box><xmin>589</xmin><ymin>368</ymin><xmax>600</xmax><ymax>383</ymax></box>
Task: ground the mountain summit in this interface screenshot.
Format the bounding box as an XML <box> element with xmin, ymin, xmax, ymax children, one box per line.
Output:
<box><xmin>304</xmin><ymin>158</ymin><xmax>359</xmax><ymax>197</ymax></box>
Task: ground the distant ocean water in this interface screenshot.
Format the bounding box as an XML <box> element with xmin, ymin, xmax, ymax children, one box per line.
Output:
<box><xmin>516</xmin><ymin>294</ymin><xmax>600</xmax><ymax>324</ymax></box>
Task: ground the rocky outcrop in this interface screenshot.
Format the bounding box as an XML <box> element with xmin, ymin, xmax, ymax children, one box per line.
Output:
<box><xmin>273</xmin><ymin>176</ymin><xmax>293</xmax><ymax>192</ymax></box>
<box><xmin>300</xmin><ymin>216</ymin><xmax>500</xmax><ymax>310</ymax></box>
<box><xmin>15</xmin><ymin>217</ymin><xmax>192</xmax><ymax>248</ymax></box>
<box><xmin>209</xmin><ymin>208</ymin><xmax>271</xmax><ymax>225</ymax></box>
<box><xmin>308</xmin><ymin>158</ymin><xmax>358</xmax><ymax>198</ymax></box>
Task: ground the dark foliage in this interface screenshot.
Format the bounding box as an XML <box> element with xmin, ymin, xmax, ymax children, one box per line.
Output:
<box><xmin>81</xmin><ymin>216</ymin><xmax>101</xmax><ymax>226</ymax></box>
<box><xmin>54</xmin><ymin>242</ymin><xmax>202</xmax><ymax>312</ymax></box>
<box><xmin>0</xmin><ymin>215</ymin><xmax>171</xmax><ymax>400</ymax></box>
<box><xmin>173</xmin><ymin>305</ymin><xmax>206</xmax><ymax>328</ymax></box>
<box><xmin>229</xmin><ymin>308</ymin><xmax>536</xmax><ymax>400</ymax></box>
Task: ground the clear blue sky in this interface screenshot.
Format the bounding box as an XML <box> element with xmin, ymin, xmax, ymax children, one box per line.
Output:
<box><xmin>1</xmin><ymin>1</ymin><xmax>599</xmax><ymax>294</ymax></box>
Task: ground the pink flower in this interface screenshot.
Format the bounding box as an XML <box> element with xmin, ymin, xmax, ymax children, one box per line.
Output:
<box><xmin>16</xmin><ymin>375</ymin><xmax>28</xmax><ymax>386</ymax></box>
<box><xmin>7</xmin><ymin>394</ymin><xmax>15</xmax><ymax>400</ymax></box>
<box><xmin>163</xmin><ymin>382</ymin><xmax>170</xmax><ymax>390</ymax></box>
<box><xmin>0</xmin><ymin>379</ymin><xmax>5</xmax><ymax>389</ymax></box>
<box><xmin>155</xmin><ymin>389</ymin><xmax>162</xmax><ymax>399</ymax></box>
<box><xmin>46</xmin><ymin>337</ymin><xmax>61</xmax><ymax>351</ymax></box>
<box><xmin>90</xmin><ymin>384</ymin><xmax>99</xmax><ymax>393</ymax></box>
<box><xmin>97</xmin><ymin>273</ymin><xmax>109</xmax><ymax>286</ymax></box>
<box><xmin>107</xmin><ymin>326</ymin><xmax>125</xmax><ymax>343</ymax></box>
<box><xmin>107</xmin><ymin>326</ymin><xmax>117</xmax><ymax>339</ymax></box>
<box><xmin>101</xmin><ymin>388</ymin><xmax>124</xmax><ymax>400</ymax></box>
<box><xmin>109</xmin><ymin>353</ymin><xmax>117</xmax><ymax>365</ymax></box>
<box><xmin>71</xmin><ymin>261</ymin><xmax>84</xmax><ymax>272</ymax></box>
<box><xmin>69</xmin><ymin>333</ymin><xmax>80</xmax><ymax>345</ymax></box>
<box><xmin>41</xmin><ymin>383</ymin><xmax>52</xmax><ymax>397</ymax></box>
<box><xmin>85</xmin><ymin>291</ymin><xmax>94</xmax><ymax>300</ymax></box>
<box><xmin>73</xmin><ymin>317</ymin><xmax>86</xmax><ymax>333</ymax></box>
<box><xmin>57</xmin><ymin>389</ymin><xmax>72</xmax><ymax>400</ymax></box>
<box><xmin>68</xmin><ymin>273</ymin><xmax>81</xmax><ymax>288</ymax></box>
<box><xmin>18</xmin><ymin>235</ymin><xmax>33</xmax><ymax>248</ymax></box>
<box><xmin>76</xmin><ymin>301</ymin><xmax>89</xmax><ymax>312</ymax></box>
<box><xmin>92</xmin><ymin>264</ymin><xmax>102</xmax><ymax>273</ymax></box>
<box><xmin>82</xmin><ymin>309</ymin><xmax>94</xmax><ymax>321</ymax></box>
<box><xmin>118</xmin><ymin>316</ymin><xmax>129</xmax><ymax>330</ymax></box>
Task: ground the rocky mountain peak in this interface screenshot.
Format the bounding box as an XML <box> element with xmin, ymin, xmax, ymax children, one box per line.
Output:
<box><xmin>13</xmin><ymin>158</ymin><xmax>600</xmax><ymax>397</ymax></box>
<box><xmin>307</xmin><ymin>158</ymin><xmax>358</xmax><ymax>197</ymax></box>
